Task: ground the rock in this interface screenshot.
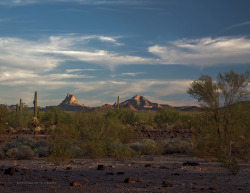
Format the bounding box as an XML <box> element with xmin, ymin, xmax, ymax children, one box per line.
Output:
<box><xmin>159</xmin><ymin>166</ymin><xmax>173</xmax><ymax>169</ymax></box>
<box><xmin>117</xmin><ymin>172</ymin><xmax>125</xmax><ymax>175</ymax></box>
<box><xmin>4</xmin><ymin>167</ymin><xmax>16</xmax><ymax>176</ymax></box>
<box><xmin>124</xmin><ymin>177</ymin><xmax>136</xmax><ymax>183</ymax></box>
<box><xmin>144</xmin><ymin>164</ymin><xmax>153</xmax><ymax>168</ymax></box>
<box><xmin>137</xmin><ymin>178</ymin><xmax>143</xmax><ymax>183</ymax></box>
<box><xmin>47</xmin><ymin>177</ymin><xmax>53</xmax><ymax>182</ymax></box>
<box><xmin>183</xmin><ymin>161</ymin><xmax>199</xmax><ymax>166</ymax></box>
<box><xmin>106</xmin><ymin>172</ymin><xmax>115</xmax><ymax>175</ymax></box>
<box><xmin>171</xmin><ymin>173</ymin><xmax>180</xmax><ymax>176</ymax></box>
<box><xmin>162</xmin><ymin>180</ymin><xmax>173</xmax><ymax>187</ymax></box>
<box><xmin>97</xmin><ymin>165</ymin><xmax>107</xmax><ymax>170</ymax></box>
<box><xmin>70</xmin><ymin>181</ymin><xmax>81</xmax><ymax>187</ymax></box>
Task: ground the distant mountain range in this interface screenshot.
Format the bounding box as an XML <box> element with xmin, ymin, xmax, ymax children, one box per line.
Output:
<box><xmin>3</xmin><ymin>93</ymin><xmax>200</xmax><ymax>112</ymax></box>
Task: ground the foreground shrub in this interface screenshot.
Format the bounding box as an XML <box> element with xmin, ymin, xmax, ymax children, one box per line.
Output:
<box><xmin>109</xmin><ymin>144</ymin><xmax>136</xmax><ymax>160</ymax></box>
<box><xmin>161</xmin><ymin>138</ymin><xmax>192</xmax><ymax>154</ymax></box>
<box><xmin>130</xmin><ymin>139</ymin><xmax>164</xmax><ymax>155</ymax></box>
<box><xmin>73</xmin><ymin>110</ymin><xmax>136</xmax><ymax>158</ymax></box>
<box><xmin>6</xmin><ymin>145</ymin><xmax>35</xmax><ymax>159</ymax></box>
<box><xmin>154</xmin><ymin>107</ymin><xmax>180</xmax><ymax>126</ymax></box>
<box><xmin>46</xmin><ymin>124</ymin><xmax>79</xmax><ymax>164</ymax></box>
<box><xmin>217</xmin><ymin>154</ymin><xmax>240</xmax><ymax>175</ymax></box>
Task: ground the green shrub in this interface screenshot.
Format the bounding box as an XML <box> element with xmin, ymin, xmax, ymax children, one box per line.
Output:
<box><xmin>46</xmin><ymin>124</ymin><xmax>79</xmax><ymax>164</ymax></box>
<box><xmin>6</xmin><ymin>145</ymin><xmax>35</xmax><ymax>159</ymax></box>
<box><xmin>109</xmin><ymin>143</ymin><xmax>135</xmax><ymax>160</ymax></box>
<box><xmin>130</xmin><ymin>139</ymin><xmax>164</xmax><ymax>155</ymax></box>
<box><xmin>105</xmin><ymin>108</ymin><xmax>139</xmax><ymax>125</ymax></box>
<box><xmin>154</xmin><ymin>107</ymin><xmax>180</xmax><ymax>126</ymax></box>
<box><xmin>160</xmin><ymin>138</ymin><xmax>192</xmax><ymax>154</ymax></box>
<box><xmin>217</xmin><ymin>154</ymin><xmax>240</xmax><ymax>175</ymax></box>
<box><xmin>40</xmin><ymin>107</ymin><xmax>71</xmax><ymax>128</ymax></box>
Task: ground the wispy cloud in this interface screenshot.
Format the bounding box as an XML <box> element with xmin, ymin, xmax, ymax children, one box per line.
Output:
<box><xmin>226</xmin><ymin>21</ymin><xmax>250</xmax><ymax>29</ymax></box>
<box><xmin>120</xmin><ymin>72</ymin><xmax>145</xmax><ymax>76</ymax></box>
<box><xmin>149</xmin><ymin>36</ymin><xmax>250</xmax><ymax>66</ymax></box>
<box><xmin>0</xmin><ymin>0</ymin><xmax>153</xmax><ymax>6</ymax></box>
<box><xmin>65</xmin><ymin>69</ymin><xmax>99</xmax><ymax>73</ymax></box>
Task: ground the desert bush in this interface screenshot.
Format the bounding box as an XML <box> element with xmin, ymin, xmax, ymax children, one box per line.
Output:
<box><xmin>160</xmin><ymin>138</ymin><xmax>192</xmax><ymax>154</ymax></box>
<box><xmin>40</xmin><ymin>107</ymin><xmax>71</xmax><ymax>128</ymax></box>
<box><xmin>109</xmin><ymin>143</ymin><xmax>135</xmax><ymax>160</ymax></box>
<box><xmin>0</xmin><ymin>105</ymin><xmax>10</xmax><ymax>132</ymax></box>
<box><xmin>130</xmin><ymin>139</ymin><xmax>164</xmax><ymax>155</ymax></box>
<box><xmin>35</xmin><ymin>146</ymin><xmax>50</xmax><ymax>157</ymax></box>
<box><xmin>6</xmin><ymin>145</ymin><xmax>35</xmax><ymax>159</ymax></box>
<box><xmin>217</xmin><ymin>154</ymin><xmax>240</xmax><ymax>175</ymax></box>
<box><xmin>3</xmin><ymin>137</ymin><xmax>36</xmax><ymax>152</ymax></box>
<box><xmin>105</xmin><ymin>108</ymin><xmax>139</xmax><ymax>125</ymax></box>
<box><xmin>72</xmin><ymin>110</ymin><xmax>137</xmax><ymax>158</ymax></box>
<box><xmin>135</xmin><ymin>111</ymin><xmax>156</xmax><ymax>126</ymax></box>
<box><xmin>46</xmin><ymin>124</ymin><xmax>80</xmax><ymax>164</ymax></box>
<box><xmin>8</xmin><ymin>111</ymin><xmax>33</xmax><ymax>129</ymax></box>
<box><xmin>154</xmin><ymin>107</ymin><xmax>180</xmax><ymax>126</ymax></box>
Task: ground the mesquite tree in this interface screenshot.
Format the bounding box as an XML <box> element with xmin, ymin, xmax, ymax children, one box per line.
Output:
<box><xmin>188</xmin><ymin>70</ymin><xmax>249</xmax><ymax>156</ymax></box>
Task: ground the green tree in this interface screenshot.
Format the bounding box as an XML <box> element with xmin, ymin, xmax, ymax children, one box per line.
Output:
<box><xmin>188</xmin><ymin>70</ymin><xmax>250</xmax><ymax>158</ymax></box>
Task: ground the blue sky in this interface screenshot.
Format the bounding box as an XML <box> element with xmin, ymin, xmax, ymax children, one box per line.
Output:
<box><xmin>0</xmin><ymin>0</ymin><xmax>249</xmax><ymax>107</ymax></box>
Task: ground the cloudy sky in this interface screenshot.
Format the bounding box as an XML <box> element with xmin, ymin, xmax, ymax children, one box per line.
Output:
<box><xmin>0</xmin><ymin>0</ymin><xmax>250</xmax><ymax>107</ymax></box>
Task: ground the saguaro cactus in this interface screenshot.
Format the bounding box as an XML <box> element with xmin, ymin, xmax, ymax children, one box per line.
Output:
<box><xmin>117</xmin><ymin>96</ymin><xmax>120</xmax><ymax>110</ymax></box>
<box><xmin>33</xmin><ymin>91</ymin><xmax>38</xmax><ymax>118</ymax></box>
<box><xmin>16</xmin><ymin>104</ymin><xmax>19</xmax><ymax>113</ymax></box>
<box><xmin>19</xmin><ymin>99</ymin><xmax>23</xmax><ymax>113</ymax></box>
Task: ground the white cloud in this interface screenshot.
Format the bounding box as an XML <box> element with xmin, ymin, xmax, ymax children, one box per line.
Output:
<box><xmin>121</xmin><ymin>72</ymin><xmax>145</xmax><ymax>76</ymax></box>
<box><xmin>0</xmin><ymin>0</ymin><xmax>149</xmax><ymax>6</ymax></box>
<box><xmin>227</xmin><ymin>21</ymin><xmax>250</xmax><ymax>29</ymax></box>
<box><xmin>149</xmin><ymin>37</ymin><xmax>250</xmax><ymax>66</ymax></box>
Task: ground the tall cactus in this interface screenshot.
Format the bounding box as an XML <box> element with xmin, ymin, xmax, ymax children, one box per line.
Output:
<box><xmin>117</xmin><ymin>96</ymin><xmax>120</xmax><ymax>110</ymax></box>
<box><xmin>16</xmin><ymin>104</ymin><xmax>19</xmax><ymax>113</ymax></box>
<box><xmin>33</xmin><ymin>91</ymin><xmax>38</xmax><ymax>118</ymax></box>
<box><xmin>19</xmin><ymin>99</ymin><xmax>23</xmax><ymax>113</ymax></box>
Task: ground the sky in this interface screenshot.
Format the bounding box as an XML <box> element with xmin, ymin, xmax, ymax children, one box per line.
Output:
<box><xmin>0</xmin><ymin>0</ymin><xmax>250</xmax><ymax>107</ymax></box>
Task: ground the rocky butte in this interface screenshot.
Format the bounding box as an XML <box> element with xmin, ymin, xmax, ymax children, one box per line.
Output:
<box><xmin>58</xmin><ymin>93</ymin><xmax>85</xmax><ymax>111</ymax></box>
<box><xmin>118</xmin><ymin>95</ymin><xmax>163</xmax><ymax>111</ymax></box>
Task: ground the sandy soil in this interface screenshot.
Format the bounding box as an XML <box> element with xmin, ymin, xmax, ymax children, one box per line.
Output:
<box><xmin>0</xmin><ymin>154</ymin><xmax>249</xmax><ymax>193</ymax></box>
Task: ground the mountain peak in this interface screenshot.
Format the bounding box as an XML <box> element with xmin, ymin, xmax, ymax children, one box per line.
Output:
<box><xmin>58</xmin><ymin>93</ymin><xmax>84</xmax><ymax>111</ymax></box>
<box><xmin>120</xmin><ymin>95</ymin><xmax>162</xmax><ymax>111</ymax></box>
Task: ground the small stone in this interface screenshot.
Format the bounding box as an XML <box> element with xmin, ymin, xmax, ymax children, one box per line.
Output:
<box><xmin>47</xmin><ymin>177</ymin><xmax>53</xmax><ymax>182</ymax></box>
<box><xmin>4</xmin><ymin>167</ymin><xmax>16</xmax><ymax>176</ymax></box>
<box><xmin>162</xmin><ymin>180</ymin><xmax>173</xmax><ymax>187</ymax></box>
<box><xmin>171</xmin><ymin>173</ymin><xmax>180</xmax><ymax>176</ymax></box>
<box><xmin>97</xmin><ymin>165</ymin><xmax>107</xmax><ymax>170</ymax></box>
<box><xmin>137</xmin><ymin>178</ymin><xmax>143</xmax><ymax>183</ymax></box>
<box><xmin>106</xmin><ymin>172</ymin><xmax>115</xmax><ymax>175</ymax></box>
<box><xmin>66</xmin><ymin>167</ymin><xmax>72</xmax><ymax>170</ymax></box>
<box><xmin>117</xmin><ymin>172</ymin><xmax>125</xmax><ymax>175</ymax></box>
<box><xmin>144</xmin><ymin>164</ymin><xmax>153</xmax><ymax>167</ymax></box>
<box><xmin>183</xmin><ymin>161</ymin><xmax>199</xmax><ymax>166</ymax></box>
<box><xmin>159</xmin><ymin>166</ymin><xmax>172</xmax><ymax>169</ymax></box>
<box><xmin>70</xmin><ymin>181</ymin><xmax>81</xmax><ymax>187</ymax></box>
<box><xmin>124</xmin><ymin>177</ymin><xmax>136</xmax><ymax>183</ymax></box>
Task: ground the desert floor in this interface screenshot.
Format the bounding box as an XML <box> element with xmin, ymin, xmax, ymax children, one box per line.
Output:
<box><xmin>0</xmin><ymin>154</ymin><xmax>249</xmax><ymax>193</ymax></box>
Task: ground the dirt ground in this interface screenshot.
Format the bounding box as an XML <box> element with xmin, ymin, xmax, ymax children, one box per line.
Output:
<box><xmin>0</xmin><ymin>154</ymin><xmax>249</xmax><ymax>193</ymax></box>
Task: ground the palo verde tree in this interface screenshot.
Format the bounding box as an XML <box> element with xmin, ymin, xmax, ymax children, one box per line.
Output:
<box><xmin>188</xmin><ymin>70</ymin><xmax>250</xmax><ymax>157</ymax></box>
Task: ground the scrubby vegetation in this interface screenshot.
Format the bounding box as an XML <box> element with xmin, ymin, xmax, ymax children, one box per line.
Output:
<box><xmin>0</xmin><ymin>70</ymin><xmax>249</xmax><ymax>175</ymax></box>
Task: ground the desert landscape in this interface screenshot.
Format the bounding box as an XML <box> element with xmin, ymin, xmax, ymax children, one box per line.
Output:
<box><xmin>1</xmin><ymin>1</ymin><xmax>250</xmax><ymax>192</ymax></box>
<box><xmin>0</xmin><ymin>154</ymin><xmax>249</xmax><ymax>193</ymax></box>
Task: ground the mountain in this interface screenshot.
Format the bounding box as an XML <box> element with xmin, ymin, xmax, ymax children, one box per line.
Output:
<box><xmin>118</xmin><ymin>95</ymin><xmax>162</xmax><ymax>111</ymax></box>
<box><xmin>58</xmin><ymin>93</ymin><xmax>86</xmax><ymax>111</ymax></box>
